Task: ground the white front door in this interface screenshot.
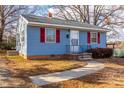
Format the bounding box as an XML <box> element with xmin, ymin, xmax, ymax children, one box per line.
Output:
<box><xmin>70</xmin><ymin>30</ymin><xmax>79</xmax><ymax>53</ymax></box>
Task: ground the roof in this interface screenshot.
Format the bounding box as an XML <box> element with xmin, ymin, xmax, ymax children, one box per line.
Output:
<box><xmin>22</xmin><ymin>15</ymin><xmax>105</xmax><ymax>32</ymax></box>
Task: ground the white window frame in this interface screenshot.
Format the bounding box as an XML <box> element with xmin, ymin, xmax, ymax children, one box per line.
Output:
<box><xmin>45</xmin><ymin>28</ymin><xmax>56</xmax><ymax>43</ymax></box>
<box><xmin>90</xmin><ymin>32</ymin><xmax>97</xmax><ymax>44</ymax></box>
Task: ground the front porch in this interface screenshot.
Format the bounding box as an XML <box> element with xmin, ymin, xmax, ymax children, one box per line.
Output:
<box><xmin>65</xmin><ymin>44</ymin><xmax>93</xmax><ymax>54</ymax></box>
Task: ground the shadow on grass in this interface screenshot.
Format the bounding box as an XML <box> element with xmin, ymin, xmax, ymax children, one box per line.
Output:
<box><xmin>96</xmin><ymin>57</ymin><xmax>124</xmax><ymax>66</ymax></box>
<box><xmin>10</xmin><ymin>66</ymin><xmax>54</xmax><ymax>77</ymax></box>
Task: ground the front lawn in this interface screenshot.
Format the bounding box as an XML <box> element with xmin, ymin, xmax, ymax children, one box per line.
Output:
<box><xmin>42</xmin><ymin>58</ymin><xmax>124</xmax><ymax>88</ymax></box>
<box><xmin>6</xmin><ymin>56</ymin><xmax>87</xmax><ymax>77</ymax></box>
<box><xmin>3</xmin><ymin>55</ymin><xmax>124</xmax><ymax>88</ymax></box>
<box><xmin>0</xmin><ymin>50</ymin><xmax>6</xmax><ymax>56</ymax></box>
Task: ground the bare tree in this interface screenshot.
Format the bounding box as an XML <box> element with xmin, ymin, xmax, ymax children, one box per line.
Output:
<box><xmin>54</xmin><ymin>5</ymin><xmax>124</xmax><ymax>39</ymax></box>
<box><xmin>0</xmin><ymin>5</ymin><xmax>49</xmax><ymax>44</ymax></box>
<box><xmin>0</xmin><ymin>5</ymin><xmax>24</xmax><ymax>43</ymax></box>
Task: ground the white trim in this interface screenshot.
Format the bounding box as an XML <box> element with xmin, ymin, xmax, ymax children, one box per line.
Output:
<box><xmin>20</xmin><ymin>15</ymin><xmax>28</xmax><ymax>24</ymax></box>
<box><xmin>45</xmin><ymin>27</ymin><xmax>56</xmax><ymax>43</ymax></box>
<box><xmin>90</xmin><ymin>32</ymin><xmax>98</xmax><ymax>44</ymax></box>
<box><xmin>28</xmin><ymin>21</ymin><xmax>105</xmax><ymax>32</ymax></box>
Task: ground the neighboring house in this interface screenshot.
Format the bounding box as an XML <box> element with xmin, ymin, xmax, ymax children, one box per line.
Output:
<box><xmin>16</xmin><ymin>15</ymin><xmax>106</xmax><ymax>59</ymax></box>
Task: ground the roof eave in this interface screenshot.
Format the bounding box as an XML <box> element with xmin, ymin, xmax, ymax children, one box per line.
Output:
<box><xmin>28</xmin><ymin>21</ymin><xmax>105</xmax><ymax>32</ymax></box>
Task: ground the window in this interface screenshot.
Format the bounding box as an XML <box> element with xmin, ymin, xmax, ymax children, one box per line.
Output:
<box><xmin>91</xmin><ymin>32</ymin><xmax>97</xmax><ymax>43</ymax></box>
<box><xmin>45</xmin><ymin>28</ymin><xmax>56</xmax><ymax>43</ymax></box>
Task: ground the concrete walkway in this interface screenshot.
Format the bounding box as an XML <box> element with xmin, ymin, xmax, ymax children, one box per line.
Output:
<box><xmin>29</xmin><ymin>61</ymin><xmax>105</xmax><ymax>86</ymax></box>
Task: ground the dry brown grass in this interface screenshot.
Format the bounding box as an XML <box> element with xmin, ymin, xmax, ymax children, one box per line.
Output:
<box><xmin>4</xmin><ymin>55</ymin><xmax>87</xmax><ymax>87</ymax></box>
<box><xmin>42</xmin><ymin>58</ymin><xmax>124</xmax><ymax>88</ymax></box>
<box><xmin>0</xmin><ymin>50</ymin><xmax>6</xmax><ymax>56</ymax></box>
<box><xmin>6</xmin><ymin>56</ymin><xmax>87</xmax><ymax>77</ymax></box>
<box><xmin>6</xmin><ymin>55</ymin><xmax>124</xmax><ymax>88</ymax></box>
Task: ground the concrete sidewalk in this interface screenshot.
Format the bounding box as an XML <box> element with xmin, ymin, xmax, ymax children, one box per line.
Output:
<box><xmin>29</xmin><ymin>61</ymin><xmax>104</xmax><ymax>86</ymax></box>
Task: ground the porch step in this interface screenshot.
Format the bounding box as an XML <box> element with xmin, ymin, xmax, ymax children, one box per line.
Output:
<box><xmin>78</xmin><ymin>56</ymin><xmax>92</xmax><ymax>60</ymax></box>
<box><xmin>78</xmin><ymin>52</ymin><xmax>92</xmax><ymax>61</ymax></box>
<box><xmin>80</xmin><ymin>53</ymin><xmax>92</xmax><ymax>56</ymax></box>
<box><xmin>83</xmin><ymin>55</ymin><xmax>92</xmax><ymax>58</ymax></box>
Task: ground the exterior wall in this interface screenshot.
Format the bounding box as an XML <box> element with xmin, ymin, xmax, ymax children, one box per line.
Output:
<box><xmin>99</xmin><ymin>32</ymin><xmax>106</xmax><ymax>48</ymax></box>
<box><xmin>16</xmin><ymin>16</ymin><xmax>27</xmax><ymax>56</ymax></box>
<box><xmin>79</xmin><ymin>31</ymin><xmax>106</xmax><ymax>52</ymax></box>
<box><xmin>25</xmin><ymin>26</ymin><xmax>106</xmax><ymax>56</ymax></box>
<box><xmin>26</xmin><ymin>54</ymin><xmax>79</xmax><ymax>60</ymax></box>
<box><xmin>27</xmin><ymin>26</ymin><xmax>70</xmax><ymax>56</ymax></box>
<box><xmin>79</xmin><ymin>31</ymin><xmax>87</xmax><ymax>52</ymax></box>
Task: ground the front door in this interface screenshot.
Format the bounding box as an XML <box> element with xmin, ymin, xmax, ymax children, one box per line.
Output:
<box><xmin>70</xmin><ymin>30</ymin><xmax>79</xmax><ymax>53</ymax></box>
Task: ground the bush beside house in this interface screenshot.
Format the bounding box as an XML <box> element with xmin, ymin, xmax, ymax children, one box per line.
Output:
<box><xmin>0</xmin><ymin>37</ymin><xmax>16</xmax><ymax>50</ymax></box>
<box><xmin>87</xmin><ymin>48</ymin><xmax>113</xmax><ymax>58</ymax></box>
<box><xmin>0</xmin><ymin>42</ymin><xmax>16</xmax><ymax>50</ymax></box>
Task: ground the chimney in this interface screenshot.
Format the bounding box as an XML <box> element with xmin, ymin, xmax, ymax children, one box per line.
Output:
<box><xmin>48</xmin><ymin>12</ymin><xmax>52</xmax><ymax>17</ymax></box>
<box><xmin>104</xmin><ymin>16</ymin><xmax>110</xmax><ymax>25</ymax></box>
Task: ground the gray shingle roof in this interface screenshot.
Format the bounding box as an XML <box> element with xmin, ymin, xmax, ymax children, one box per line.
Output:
<box><xmin>22</xmin><ymin>15</ymin><xmax>104</xmax><ymax>31</ymax></box>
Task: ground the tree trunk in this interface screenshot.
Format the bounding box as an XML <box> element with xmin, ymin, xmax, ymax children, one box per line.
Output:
<box><xmin>0</xmin><ymin>5</ymin><xmax>3</xmax><ymax>44</ymax></box>
<box><xmin>0</xmin><ymin>19</ymin><xmax>5</xmax><ymax>44</ymax></box>
<box><xmin>0</xmin><ymin>19</ymin><xmax>5</xmax><ymax>43</ymax></box>
<box><xmin>0</xmin><ymin>28</ymin><xmax>3</xmax><ymax>43</ymax></box>
<box><xmin>0</xmin><ymin>5</ymin><xmax>5</xmax><ymax>44</ymax></box>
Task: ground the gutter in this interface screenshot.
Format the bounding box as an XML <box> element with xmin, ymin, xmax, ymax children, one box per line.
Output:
<box><xmin>28</xmin><ymin>21</ymin><xmax>105</xmax><ymax>32</ymax></box>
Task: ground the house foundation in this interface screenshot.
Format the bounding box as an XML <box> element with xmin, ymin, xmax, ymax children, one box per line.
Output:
<box><xmin>23</xmin><ymin>54</ymin><xmax>80</xmax><ymax>60</ymax></box>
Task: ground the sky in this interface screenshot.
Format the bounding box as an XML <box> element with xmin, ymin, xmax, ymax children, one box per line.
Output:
<box><xmin>35</xmin><ymin>5</ymin><xmax>53</xmax><ymax>16</ymax></box>
<box><xmin>33</xmin><ymin>5</ymin><xmax>124</xmax><ymax>41</ymax></box>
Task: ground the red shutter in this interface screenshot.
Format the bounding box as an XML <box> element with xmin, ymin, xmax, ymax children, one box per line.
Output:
<box><xmin>87</xmin><ymin>32</ymin><xmax>90</xmax><ymax>44</ymax></box>
<box><xmin>40</xmin><ymin>27</ymin><xmax>45</xmax><ymax>43</ymax></box>
<box><xmin>98</xmin><ymin>32</ymin><xmax>100</xmax><ymax>44</ymax></box>
<box><xmin>56</xmin><ymin>29</ymin><xmax>60</xmax><ymax>43</ymax></box>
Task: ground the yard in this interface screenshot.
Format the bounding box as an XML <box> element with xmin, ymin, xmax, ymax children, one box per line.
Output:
<box><xmin>0</xmin><ymin>50</ymin><xmax>7</xmax><ymax>56</ymax></box>
<box><xmin>0</xmin><ymin>55</ymin><xmax>87</xmax><ymax>87</ymax></box>
<box><xmin>1</xmin><ymin>54</ymin><xmax>124</xmax><ymax>88</ymax></box>
<box><xmin>41</xmin><ymin>58</ymin><xmax>124</xmax><ymax>88</ymax></box>
<box><xmin>6</xmin><ymin>55</ymin><xmax>86</xmax><ymax>77</ymax></box>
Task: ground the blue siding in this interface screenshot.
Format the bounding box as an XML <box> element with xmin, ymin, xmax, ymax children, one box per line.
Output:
<box><xmin>27</xmin><ymin>26</ymin><xmax>70</xmax><ymax>56</ymax></box>
<box><xmin>26</xmin><ymin>26</ymin><xmax>106</xmax><ymax>56</ymax></box>
<box><xmin>90</xmin><ymin>32</ymin><xmax>106</xmax><ymax>48</ymax></box>
<box><xmin>79</xmin><ymin>31</ymin><xmax>106</xmax><ymax>52</ymax></box>
<box><xmin>79</xmin><ymin>31</ymin><xmax>88</xmax><ymax>52</ymax></box>
<box><xmin>100</xmin><ymin>32</ymin><xmax>106</xmax><ymax>48</ymax></box>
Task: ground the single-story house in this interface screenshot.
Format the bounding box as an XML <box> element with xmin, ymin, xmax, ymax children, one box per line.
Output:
<box><xmin>16</xmin><ymin>15</ymin><xmax>106</xmax><ymax>59</ymax></box>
